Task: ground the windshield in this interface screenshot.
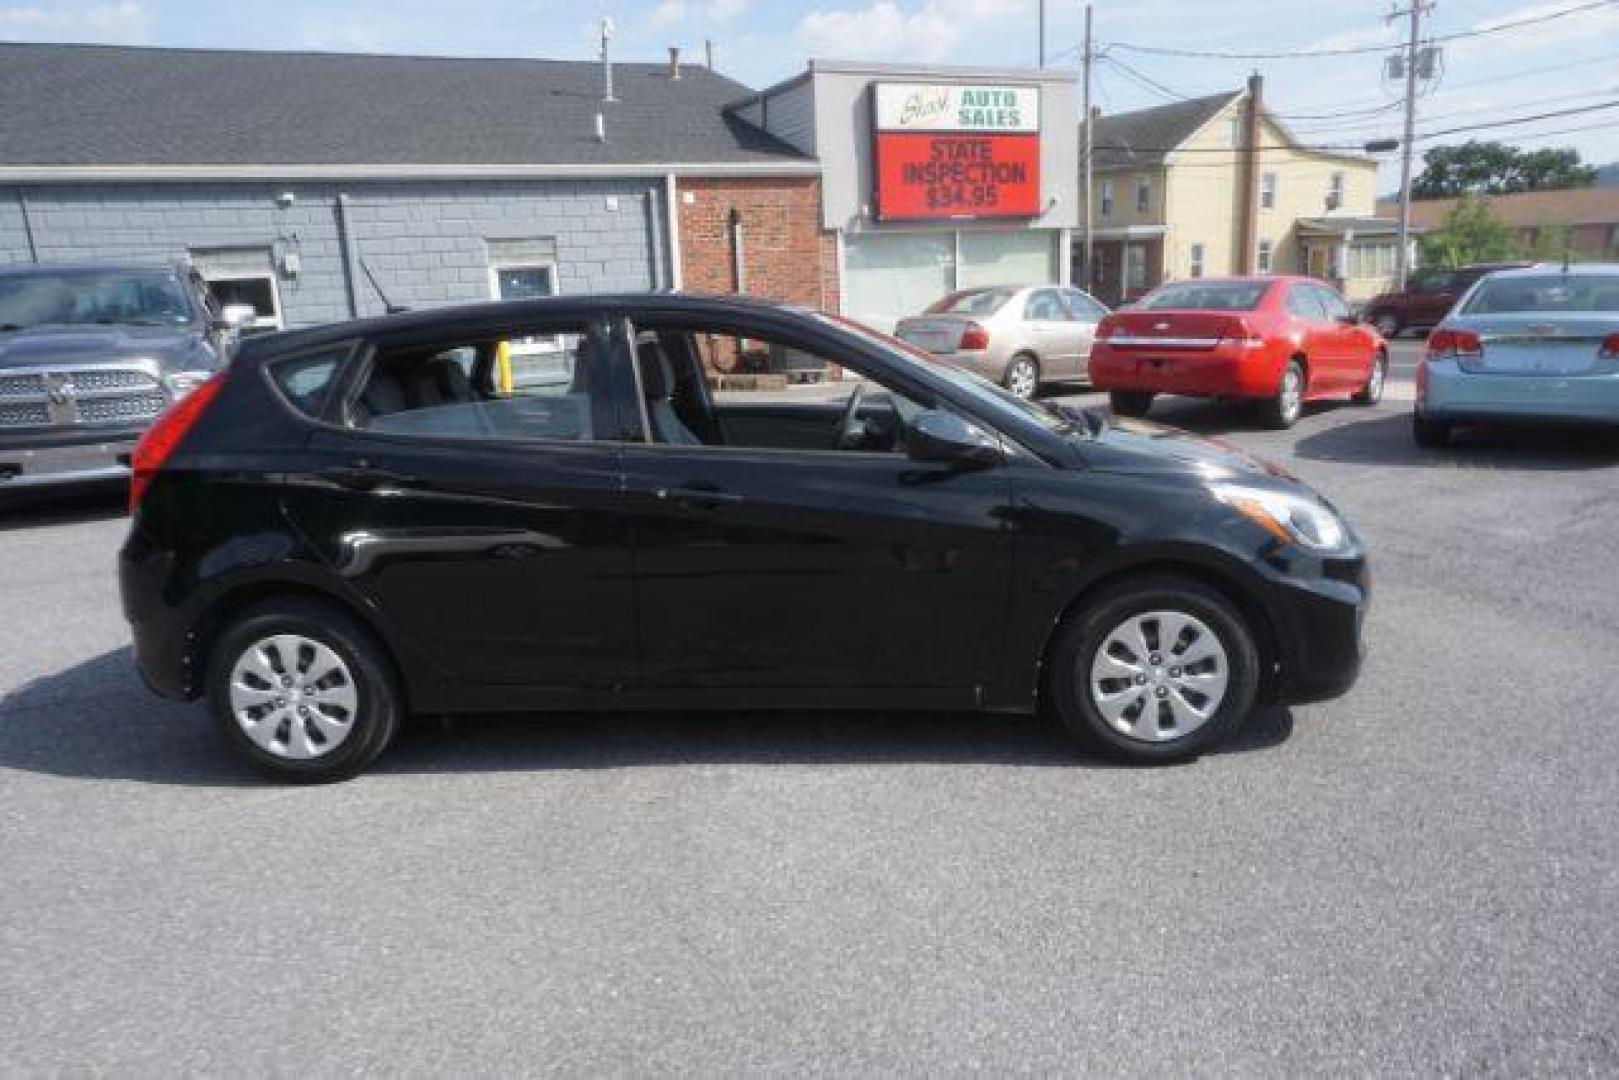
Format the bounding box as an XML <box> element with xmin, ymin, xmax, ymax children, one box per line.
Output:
<box><xmin>0</xmin><ymin>270</ymin><xmax>196</xmax><ymax>331</ymax></box>
<box><xmin>819</xmin><ymin>313</ymin><xmax>1071</xmax><ymax>435</ymax></box>
<box><xmin>1139</xmin><ymin>281</ymin><xmax>1269</xmax><ymax>311</ymax></box>
<box><xmin>926</xmin><ymin>287</ymin><xmax>1019</xmax><ymax>316</ymax></box>
<box><xmin>1462</xmin><ymin>273</ymin><xmax>1619</xmax><ymax>315</ymax></box>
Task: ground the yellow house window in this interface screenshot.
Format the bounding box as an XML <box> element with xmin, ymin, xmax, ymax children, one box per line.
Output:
<box><xmin>1260</xmin><ymin>172</ymin><xmax>1277</xmax><ymax>210</ymax></box>
<box><xmin>1100</xmin><ymin>179</ymin><xmax>1114</xmax><ymax>218</ymax></box>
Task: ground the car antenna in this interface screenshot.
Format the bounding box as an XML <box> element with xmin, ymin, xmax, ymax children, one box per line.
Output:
<box><xmin>359</xmin><ymin>258</ymin><xmax>409</xmax><ymax>314</ymax></box>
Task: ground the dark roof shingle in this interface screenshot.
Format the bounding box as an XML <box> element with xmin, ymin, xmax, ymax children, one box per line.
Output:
<box><xmin>1084</xmin><ymin>92</ymin><xmax>1240</xmax><ymax>170</ymax></box>
<box><xmin>0</xmin><ymin>42</ymin><xmax>808</xmax><ymax>168</ymax></box>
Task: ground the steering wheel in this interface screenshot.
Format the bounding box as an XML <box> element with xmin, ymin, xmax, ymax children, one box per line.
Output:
<box><xmin>832</xmin><ymin>381</ymin><xmax>867</xmax><ymax>450</ymax></box>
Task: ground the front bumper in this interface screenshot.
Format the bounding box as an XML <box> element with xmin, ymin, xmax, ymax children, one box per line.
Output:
<box><xmin>0</xmin><ymin>426</ymin><xmax>141</xmax><ymax>490</ymax></box>
<box><xmin>1419</xmin><ymin>358</ymin><xmax>1619</xmax><ymax>424</ymax></box>
<box><xmin>1255</xmin><ymin>547</ymin><xmax>1369</xmax><ymax>706</ymax></box>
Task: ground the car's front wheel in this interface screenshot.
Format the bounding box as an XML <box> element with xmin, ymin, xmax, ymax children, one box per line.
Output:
<box><xmin>207</xmin><ymin>598</ymin><xmax>400</xmax><ymax>782</ymax></box>
<box><xmin>1047</xmin><ymin>575</ymin><xmax>1259</xmax><ymax>762</ymax></box>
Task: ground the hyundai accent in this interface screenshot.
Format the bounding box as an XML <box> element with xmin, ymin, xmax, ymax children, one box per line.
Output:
<box><xmin>119</xmin><ymin>294</ymin><xmax>1368</xmax><ymax>781</ymax></box>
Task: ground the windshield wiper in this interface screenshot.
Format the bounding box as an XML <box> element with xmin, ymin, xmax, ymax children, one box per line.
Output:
<box><xmin>1040</xmin><ymin>400</ymin><xmax>1106</xmax><ymax>438</ymax></box>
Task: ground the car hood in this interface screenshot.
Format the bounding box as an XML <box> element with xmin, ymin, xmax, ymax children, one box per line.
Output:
<box><xmin>1074</xmin><ymin>414</ymin><xmax>1297</xmax><ymax>482</ymax></box>
<box><xmin>0</xmin><ymin>324</ymin><xmax>209</xmax><ymax>370</ymax></box>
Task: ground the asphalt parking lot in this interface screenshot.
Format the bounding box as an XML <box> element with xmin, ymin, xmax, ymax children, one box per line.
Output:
<box><xmin>3</xmin><ymin>340</ymin><xmax>1617</xmax><ymax>1075</ymax></box>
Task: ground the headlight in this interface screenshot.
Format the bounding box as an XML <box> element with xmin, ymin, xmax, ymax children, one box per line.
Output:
<box><xmin>163</xmin><ymin>371</ymin><xmax>215</xmax><ymax>400</ymax></box>
<box><xmin>1211</xmin><ymin>482</ymin><xmax>1350</xmax><ymax>553</ymax></box>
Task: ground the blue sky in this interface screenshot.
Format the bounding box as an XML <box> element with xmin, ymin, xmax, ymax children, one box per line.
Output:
<box><xmin>6</xmin><ymin>0</ymin><xmax>1617</xmax><ymax>180</ymax></box>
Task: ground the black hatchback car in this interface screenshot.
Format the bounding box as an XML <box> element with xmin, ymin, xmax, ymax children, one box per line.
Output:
<box><xmin>120</xmin><ymin>294</ymin><xmax>1367</xmax><ymax>781</ymax></box>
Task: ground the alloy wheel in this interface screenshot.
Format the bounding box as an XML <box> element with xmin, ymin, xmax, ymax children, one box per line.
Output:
<box><xmin>1279</xmin><ymin>367</ymin><xmax>1303</xmax><ymax>424</ymax></box>
<box><xmin>1086</xmin><ymin>609</ymin><xmax>1230</xmax><ymax>743</ymax></box>
<box><xmin>228</xmin><ymin>634</ymin><xmax>359</xmax><ymax>760</ymax></box>
<box><xmin>1006</xmin><ymin>358</ymin><xmax>1038</xmax><ymax>399</ymax></box>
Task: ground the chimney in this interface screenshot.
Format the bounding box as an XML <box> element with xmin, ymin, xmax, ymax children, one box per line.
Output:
<box><xmin>705</xmin><ymin>38</ymin><xmax>715</xmax><ymax>70</ymax></box>
<box><xmin>1237</xmin><ymin>72</ymin><xmax>1263</xmax><ymax>274</ymax></box>
<box><xmin>1089</xmin><ymin>105</ymin><xmax>1102</xmax><ymax>120</ymax></box>
<box><xmin>594</xmin><ymin>112</ymin><xmax>606</xmax><ymax>143</ymax></box>
<box><xmin>668</xmin><ymin>46</ymin><xmax>682</xmax><ymax>80</ymax></box>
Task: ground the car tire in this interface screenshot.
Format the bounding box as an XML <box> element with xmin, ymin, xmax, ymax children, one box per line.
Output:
<box><xmin>1352</xmin><ymin>350</ymin><xmax>1387</xmax><ymax>406</ymax></box>
<box><xmin>1046</xmin><ymin>575</ymin><xmax>1260</xmax><ymax>763</ymax></box>
<box><xmin>1372</xmin><ymin>312</ymin><xmax>1401</xmax><ymax>338</ymax></box>
<box><xmin>1109</xmin><ymin>390</ymin><xmax>1155</xmax><ymax>418</ymax></box>
<box><xmin>1412</xmin><ymin>413</ymin><xmax>1452</xmax><ymax>448</ymax></box>
<box><xmin>1004</xmin><ymin>353</ymin><xmax>1040</xmax><ymax>399</ymax></box>
<box><xmin>1265</xmin><ymin>360</ymin><xmax>1306</xmax><ymax>429</ymax></box>
<box><xmin>207</xmin><ymin>597</ymin><xmax>401</xmax><ymax>782</ymax></box>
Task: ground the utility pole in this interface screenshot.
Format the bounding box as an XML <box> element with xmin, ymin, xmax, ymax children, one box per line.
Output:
<box><xmin>1080</xmin><ymin>2</ymin><xmax>1093</xmax><ymax>292</ymax></box>
<box><xmin>1391</xmin><ymin>0</ymin><xmax>1430</xmax><ymax>291</ymax></box>
<box><xmin>1039</xmin><ymin>0</ymin><xmax>1046</xmax><ymax>66</ymax></box>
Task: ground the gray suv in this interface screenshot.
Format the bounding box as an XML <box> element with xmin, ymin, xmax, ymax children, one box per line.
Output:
<box><xmin>0</xmin><ymin>262</ymin><xmax>250</xmax><ymax>494</ymax></box>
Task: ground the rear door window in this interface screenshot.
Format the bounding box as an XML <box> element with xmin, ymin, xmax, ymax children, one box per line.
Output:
<box><xmin>1285</xmin><ymin>286</ymin><xmax>1327</xmax><ymax>320</ymax></box>
<box><xmin>344</xmin><ymin>320</ymin><xmax>633</xmax><ymax>443</ymax></box>
<box><xmin>268</xmin><ymin>346</ymin><xmax>352</xmax><ymax>418</ymax></box>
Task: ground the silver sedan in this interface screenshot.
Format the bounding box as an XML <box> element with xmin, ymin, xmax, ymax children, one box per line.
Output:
<box><xmin>894</xmin><ymin>285</ymin><xmax>1110</xmax><ymax>399</ymax></box>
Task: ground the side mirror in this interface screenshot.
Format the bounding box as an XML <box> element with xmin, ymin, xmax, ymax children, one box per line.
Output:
<box><xmin>214</xmin><ymin>303</ymin><xmax>257</xmax><ymax>331</ymax></box>
<box><xmin>907</xmin><ymin>410</ymin><xmax>1003</xmax><ymax>468</ymax></box>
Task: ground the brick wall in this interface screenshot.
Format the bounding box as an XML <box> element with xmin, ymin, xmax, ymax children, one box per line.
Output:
<box><xmin>677</xmin><ymin>176</ymin><xmax>838</xmax><ymax>313</ymax></box>
<box><xmin>1</xmin><ymin>178</ymin><xmax>665</xmax><ymax>327</ymax></box>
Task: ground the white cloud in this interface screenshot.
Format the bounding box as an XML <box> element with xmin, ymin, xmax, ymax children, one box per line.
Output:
<box><xmin>799</xmin><ymin>0</ymin><xmax>1035</xmax><ymax>63</ymax></box>
<box><xmin>0</xmin><ymin>0</ymin><xmax>148</xmax><ymax>42</ymax></box>
<box><xmin>706</xmin><ymin>0</ymin><xmax>747</xmax><ymax>21</ymax></box>
<box><xmin>648</xmin><ymin>0</ymin><xmax>687</xmax><ymax>27</ymax></box>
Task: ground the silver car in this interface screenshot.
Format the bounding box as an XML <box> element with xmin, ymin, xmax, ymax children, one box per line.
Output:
<box><xmin>894</xmin><ymin>285</ymin><xmax>1109</xmax><ymax>399</ymax></box>
<box><xmin>1414</xmin><ymin>264</ymin><xmax>1619</xmax><ymax>447</ymax></box>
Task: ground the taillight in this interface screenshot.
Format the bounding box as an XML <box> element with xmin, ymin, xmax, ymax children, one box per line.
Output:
<box><xmin>1225</xmin><ymin>319</ymin><xmax>1267</xmax><ymax>349</ymax></box>
<box><xmin>128</xmin><ymin>374</ymin><xmax>224</xmax><ymax>512</ymax></box>
<box><xmin>959</xmin><ymin>323</ymin><xmax>990</xmax><ymax>351</ymax></box>
<box><xmin>1426</xmin><ymin>329</ymin><xmax>1482</xmax><ymax>360</ymax></box>
<box><xmin>1599</xmin><ymin>332</ymin><xmax>1619</xmax><ymax>359</ymax></box>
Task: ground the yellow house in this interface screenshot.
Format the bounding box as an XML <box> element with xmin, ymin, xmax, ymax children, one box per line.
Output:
<box><xmin>1080</xmin><ymin>82</ymin><xmax>1399</xmax><ymax>304</ymax></box>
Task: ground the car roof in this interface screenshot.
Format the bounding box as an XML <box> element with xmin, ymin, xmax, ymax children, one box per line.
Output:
<box><xmin>1468</xmin><ymin>262</ymin><xmax>1618</xmax><ymax>280</ymax></box>
<box><xmin>239</xmin><ymin>291</ymin><xmax>825</xmax><ymax>357</ymax></box>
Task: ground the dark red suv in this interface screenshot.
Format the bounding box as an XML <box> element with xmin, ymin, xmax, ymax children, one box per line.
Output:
<box><xmin>1361</xmin><ymin>262</ymin><xmax>1532</xmax><ymax>338</ymax></box>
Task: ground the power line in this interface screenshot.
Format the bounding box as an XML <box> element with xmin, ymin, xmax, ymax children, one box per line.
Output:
<box><xmin>1418</xmin><ymin>97</ymin><xmax>1619</xmax><ymax>139</ymax></box>
<box><xmin>1098</xmin><ymin>55</ymin><xmax>1197</xmax><ymax>103</ymax></box>
<box><xmin>1291</xmin><ymin>86</ymin><xmax>1619</xmax><ymax>134</ymax></box>
<box><xmin>1101</xmin><ymin>0</ymin><xmax>1615</xmax><ymax>60</ymax></box>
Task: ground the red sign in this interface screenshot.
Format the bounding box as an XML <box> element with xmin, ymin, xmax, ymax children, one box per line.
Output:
<box><xmin>874</xmin><ymin>132</ymin><xmax>1041</xmax><ymax>222</ymax></box>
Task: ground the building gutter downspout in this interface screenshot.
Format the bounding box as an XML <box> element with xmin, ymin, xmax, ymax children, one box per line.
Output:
<box><xmin>664</xmin><ymin>172</ymin><xmax>684</xmax><ymax>291</ymax></box>
<box><xmin>335</xmin><ymin>193</ymin><xmax>363</xmax><ymax>318</ymax></box>
<box><xmin>15</xmin><ymin>187</ymin><xmax>39</xmax><ymax>263</ymax></box>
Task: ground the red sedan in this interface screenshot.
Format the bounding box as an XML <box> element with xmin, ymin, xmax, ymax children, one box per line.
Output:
<box><xmin>1088</xmin><ymin>276</ymin><xmax>1388</xmax><ymax>428</ymax></box>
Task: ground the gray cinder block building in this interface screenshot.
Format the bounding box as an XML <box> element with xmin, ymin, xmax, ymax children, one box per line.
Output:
<box><xmin>0</xmin><ymin>43</ymin><xmax>817</xmax><ymax>330</ymax></box>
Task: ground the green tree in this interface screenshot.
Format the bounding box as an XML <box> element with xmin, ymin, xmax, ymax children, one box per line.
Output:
<box><xmin>1417</xmin><ymin>196</ymin><xmax>1517</xmax><ymax>268</ymax></box>
<box><xmin>1412</xmin><ymin>140</ymin><xmax>1596</xmax><ymax>198</ymax></box>
<box><xmin>1518</xmin><ymin>220</ymin><xmax>1580</xmax><ymax>263</ymax></box>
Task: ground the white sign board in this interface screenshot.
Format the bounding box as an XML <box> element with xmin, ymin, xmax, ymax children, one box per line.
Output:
<box><xmin>874</xmin><ymin>83</ymin><xmax>1041</xmax><ymax>134</ymax></box>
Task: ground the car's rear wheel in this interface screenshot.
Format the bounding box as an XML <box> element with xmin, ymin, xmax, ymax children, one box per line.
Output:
<box><xmin>1412</xmin><ymin>413</ymin><xmax>1452</xmax><ymax>448</ymax></box>
<box><xmin>1047</xmin><ymin>575</ymin><xmax>1259</xmax><ymax>762</ymax></box>
<box><xmin>1353</xmin><ymin>351</ymin><xmax>1387</xmax><ymax>405</ymax></box>
<box><xmin>1372</xmin><ymin>312</ymin><xmax>1401</xmax><ymax>339</ymax></box>
<box><xmin>1004</xmin><ymin>353</ymin><xmax>1040</xmax><ymax>399</ymax></box>
<box><xmin>208</xmin><ymin>598</ymin><xmax>400</xmax><ymax>782</ymax></box>
<box><xmin>1109</xmin><ymin>390</ymin><xmax>1155</xmax><ymax>418</ymax></box>
<box><xmin>1266</xmin><ymin>360</ymin><xmax>1306</xmax><ymax>428</ymax></box>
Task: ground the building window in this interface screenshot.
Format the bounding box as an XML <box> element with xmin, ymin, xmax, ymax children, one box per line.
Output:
<box><xmin>1257</xmin><ymin>239</ymin><xmax>1274</xmax><ymax>274</ymax></box>
<box><xmin>487</xmin><ymin>237</ymin><xmax>559</xmax><ymax>302</ymax></box>
<box><xmin>190</xmin><ymin>247</ymin><xmax>283</xmax><ymax>332</ymax></box>
<box><xmin>1135</xmin><ymin>178</ymin><xmax>1150</xmax><ymax>214</ymax></box>
<box><xmin>1347</xmin><ymin>240</ymin><xmax>1397</xmax><ymax>279</ymax></box>
<box><xmin>1125</xmin><ymin>244</ymin><xmax>1147</xmax><ymax>292</ymax></box>
<box><xmin>1260</xmin><ymin>171</ymin><xmax>1277</xmax><ymax>210</ymax></box>
<box><xmin>1189</xmin><ymin>243</ymin><xmax>1206</xmax><ymax>278</ymax></box>
<box><xmin>1328</xmin><ymin>172</ymin><xmax>1346</xmax><ymax>210</ymax></box>
<box><xmin>1100</xmin><ymin>180</ymin><xmax>1114</xmax><ymax>218</ymax></box>
<box><xmin>843</xmin><ymin>229</ymin><xmax>1060</xmax><ymax>330</ymax></box>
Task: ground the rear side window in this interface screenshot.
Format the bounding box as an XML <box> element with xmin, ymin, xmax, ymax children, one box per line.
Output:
<box><xmin>268</xmin><ymin>348</ymin><xmax>349</xmax><ymax>418</ymax></box>
<box><xmin>345</xmin><ymin>321</ymin><xmax>624</xmax><ymax>443</ymax></box>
